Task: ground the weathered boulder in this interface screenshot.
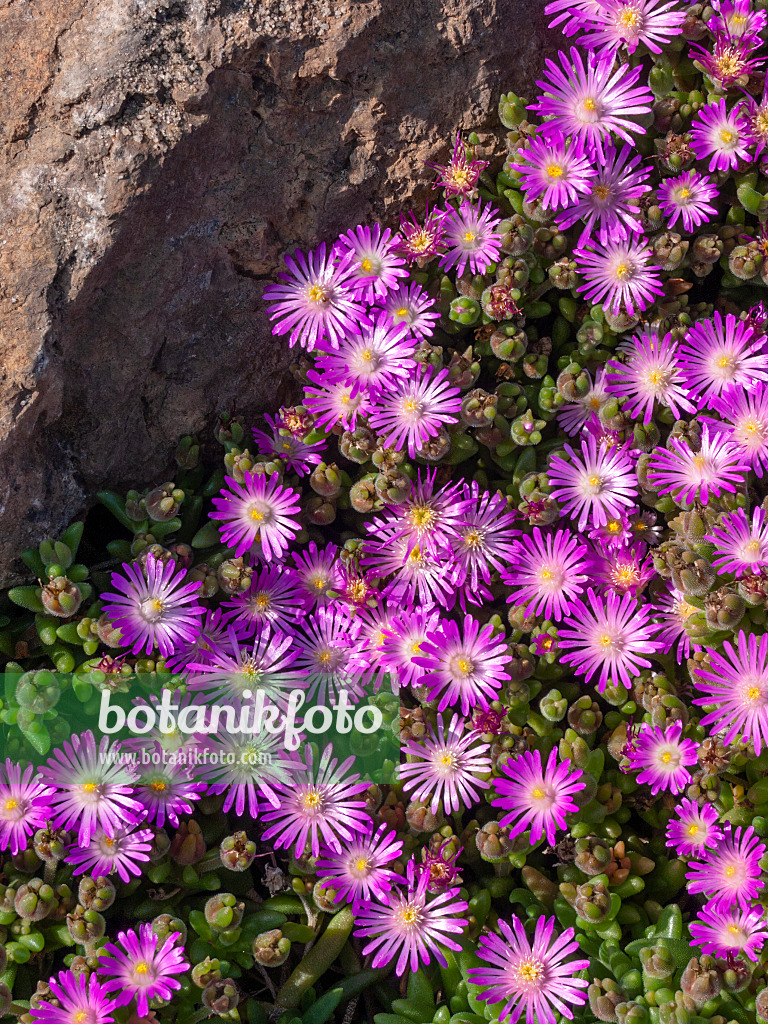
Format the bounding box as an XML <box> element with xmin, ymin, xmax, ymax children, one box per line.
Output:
<box><xmin>0</xmin><ymin>0</ymin><xmax>555</xmax><ymax>581</ymax></box>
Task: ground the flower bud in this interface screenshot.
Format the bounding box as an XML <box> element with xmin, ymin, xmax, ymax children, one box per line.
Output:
<box><xmin>476</xmin><ymin>821</ymin><xmax>515</xmax><ymax>862</ymax></box>
<box><xmin>192</xmin><ymin>957</ymin><xmax>222</xmax><ymax>988</ymax></box>
<box><xmin>640</xmin><ymin>944</ymin><xmax>675</xmax><ymax>980</ymax></box>
<box><xmin>310</xmin><ymin>462</ymin><xmax>342</xmax><ymax>499</ymax></box>
<box><xmin>217</xmin><ymin>557</ymin><xmax>253</xmax><ymax>596</ymax></box>
<box><xmin>202</xmin><ymin>978</ymin><xmax>239</xmax><ymax>1014</ymax></box>
<box><xmin>252</xmin><ymin>929</ymin><xmax>291</xmax><ymax>967</ymax></box>
<box><xmin>152</xmin><ymin>913</ymin><xmax>188</xmax><ymax>947</ymax></box>
<box><xmin>145</xmin><ymin>482</ymin><xmax>184</xmax><ymax>522</ymax></box>
<box><xmin>15</xmin><ymin>879</ymin><xmax>55</xmax><ymax>922</ymax></box>
<box><xmin>680</xmin><ymin>956</ymin><xmax>721</xmax><ymax>1007</ymax></box>
<box><xmin>339</xmin><ymin>425</ymin><xmax>377</xmax><ymax>464</ymax></box>
<box><xmin>169</xmin><ymin>820</ymin><xmax>206</xmax><ymax>865</ymax></box>
<box><xmin>220</xmin><ymin>832</ymin><xmax>257</xmax><ymax>873</ymax></box>
<box><xmin>78</xmin><ymin>876</ymin><xmax>116</xmax><ymax>913</ymax></box>
<box><xmin>498</xmin><ymin>214</ymin><xmax>534</xmax><ymax>255</ymax></box>
<box><xmin>567</xmin><ymin>695</ymin><xmax>603</xmax><ymax>736</ymax></box>
<box><xmin>204</xmin><ymin>893</ymin><xmax>244</xmax><ymax>933</ymax></box>
<box><xmin>188</xmin><ymin>563</ymin><xmax>219</xmax><ymax>599</ymax></box>
<box><xmin>589</xmin><ymin>979</ymin><xmax>626</xmax><ymax>1022</ymax></box>
<box><xmin>405</xmin><ymin>800</ymin><xmax>445</xmax><ymax>833</ymax></box>
<box><xmin>41</xmin><ymin>576</ymin><xmax>83</xmax><ymax>618</ymax></box>
<box><xmin>16</xmin><ymin>671</ymin><xmax>61</xmax><ymax>714</ymax></box>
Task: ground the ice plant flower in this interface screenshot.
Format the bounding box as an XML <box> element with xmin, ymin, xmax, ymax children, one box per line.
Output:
<box><xmin>689</xmin><ymin>904</ymin><xmax>768</xmax><ymax>963</ymax></box>
<box><xmin>354</xmin><ymin>862</ymin><xmax>468</xmax><ymax>975</ymax></box>
<box><xmin>708</xmin><ymin>507</ymin><xmax>768</xmax><ymax>577</ymax></box>
<box><xmin>685</xmin><ymin>825</ymin><xmax>766</xmax><ymax>911</ymax></box>
<box><xmin>102</xmin><ymin>552</ymin><xmax>203</xmax><ymax>659</ymax></box>
<box><xmin>134</xmin><ymin>750</ymin><xmax>205</xmax><ymax>828</ymax></box>
<box><xmin>368</xmin><ymin>364</ymin><xmax>462</xmax><ymax>458</ymax></box>
<box><xmin>315</xmin><ymin>312</ymin><xmax>416</xmax><ymax>396</ymax></box>
<box><xmin>0</xmin><ymin>760</ymin><xmax>52</xmax><ymax>855</ymax></box>
<box><xmin>375</xmin><ymin>280</ymin><xmax>441</xmax><ymax>338</ymax></box>
<box><xmin>493</xmin><ymin>748</ymin><xmax>585</xmax><ymax>845</ymax></box>
<box><xmin>188</xmin><ymin>624</ymin><xmax>302</xmax><ymax>706</ymax></box>
<box><xmin>531</xmin><ymin>47</ymin><xmax>654</xmax><ymax>159</ymax></box>
<box><xmin>605</xmin><ymin>329</ymin><xmax>694</xmax><ymax>424</ymax></box>
<box><xmin>260</xmin><ymin>744</ymin><xmax>371</xmax><ymax>857</ymax></box>
<box><xmin>64</xmin><ymin>826</ymin><xmax>154</xmax><ymax>883</ymax></box>
<box><xmin>303</xmin><ymin>370</ymin><xmax>370</xmax><ymax>431</ymax></box>
<box><xmin>210</xmin><ymin>470</ymin><xmax>301</xmax><ymax>561</ymax></box>
<box><xmin>678</xmin><ymin>313</ymin><xmax>768</xmax><ymax>406</ymax></box>
<box><xmin>509</xmin><ymin>132</ymin><xmax>595</xmax><ymax>210</ymax></box>
<box><xmin>740</xmin><ymin>78</ymin><xmax>768</xmax><ymax>155</ymax></box>
<box><xmin>650</xmin><ymin>585</ymin><xmax>699</xmax><ymax>662</ymax></box>
<box><xmin>399</xmin><ymin>714</ymin><xmax>492</xmax><ymax>814</ymax></box>
<box><xmin>658</xmin><ymin>170</ymin><xmax>718</xmax><ymax>233</ymax></box>
<box><xmin>468</xmin><ymin>914</ymin><xmax>589</xmax><ymax>1024</ymax></box>
<box><xmin>584</xmin><ymin>542</ymin><xmax>655</xmax><ymax>597</ymax></box>
<box><xmin>415</xmin><ymin>615</ymin><xmax>513</xmax><ymax>714</ymax></box>
<box><xmin>380</xmin><ymin>606</ymin><xmax>442</xmax><ymax>688</ymax></box>
<box><xmin>29</xmin><ymin>970</ymin><xmax>119</xmax><ymax>1024</ymax></box>
<box><xmin>646</xmin><ymin>429</ymin><xmax>748</xmax><ymax>505</ymax></box>
<box><xmin>426</xmin><ymin>133</ymin><xmax>489</xmax><ymax>198</ymax></box>
<box><xmin>711</xmin><ymin>0</ymin><xmax>767</xmax><ymax>41</ymax></box>
<box><xmin>548</xmin><ymin>435</ymin><xmax>638</xmax><ymax>531</ymax></box>
<box><xmin>369</xmin><ymin>468</ymin><xmax>470</xmax><ymax>558</ymax></box>
<box><xmin>576</xmin><ymin>0</ymin><xmax>685</xmax><ymax>55</ymax></box>
<box><xmin>363</xmin><ymin>529</ymin><xmax>460</xmax><ymax>609</ymax></box>
<box><xmin>291</xmin><ymin>540</ymin><xmax>342</xmax><ymax>608</ymax></box>
<box><xmin>334</xmin><ymin>223</ymin><xmax>408</xmax><ymax>302</ymax></box>
<box><xmin>693</xmin><ymin>630</ymin><xmax>768</xmax><ymax>755</ymax></box>
<box><xmin>316</xmin><ymin>823</ymin><xmax>404</xmax><ymax>908</ymax></box>
<box><xmin>574</xmin><ymin>235</ymin><xmax>664</xmax><ymax>316</ymax></box>
<box><xmin>292</xmin><ymin>605</ymin><xmax>362</xmax><ymax>705</ymax></box>
<box><xmin>558</xmin><ymin>589</ymin><xmax>662</xmax><ymax>692</ymax></box>
<box><xmin>557</xmin><ymin>367</ymin><xmax>611</xmax><ymax>435</ymax></box>
<box><xmin>555</xmin><ymin>143</ymin><xmax>650</xmax><ymax>245</ymax></box>
<box><xmin>262</xmin><ymin>243</ymin><xmax>365</xmax><ymax>351</ymax></box>
<box><xmin>690</xmin><ymin>32</ymin><xmax>765</xmax><ymax>88</ymax></box>
<box><xmin>708</xmin><ymin>383</ymin><xmax>768</xmax><ymax>478</ymax></box>
<box><xmin>397</xmin><ymin>204</ymin><xmax>446</xmax><ymax>263</ymax></box>
<box><xmin>690</xmin><ymin>99</ymin><xmax>752</xmax><ymax>172</ymax></box>
<box><xmin>40</xmin><ymin>731</ymin><xmax>142</xmax><ymax>846</ymax></box>
<box><xmin>98</xmin><ymin>923</ymin><xmax>189</xmax><ymax>1017</ymax></box>
<box><xmin>200</xmin><ymin>732</ymin><xmax>297</xmax><ymax>819</ymax></box>
<box><xmin>223</xmin><ymin>565</ymin><xmax>307</xmax><ymax>634</ymax></box>
<box><xmin>450</xmin><ymin>483</ymin><xmax>519</xmax><ymax>596</ymax></box>
<box><xmin>439</xmin><ymin>199</ymin><xmax>503</xmax><ymax>277</ymax></box>
<box><xmin>665</xmin><ymin>798</ymin><xmax>724</xmax><ymax>857</ymax></box>
<box><xmin>625</xmin><ymin>720</ymin><xmax>698</xmax><ymax>795</ymax></box>
<box><xmin>252</xmin><ymin>413</ymin><xmax>325</xmax><ymax>477</ymax></box>
<box><xmin>503</xmin><ymin>528</ymin><xmax>588</xmax><ymax>620</ymax></box>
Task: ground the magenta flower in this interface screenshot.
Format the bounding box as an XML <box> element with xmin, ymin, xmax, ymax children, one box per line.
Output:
<box><xmin>223</xmin><ymin>564</ymin><xmax>308</xmax><ymax>634</ymax></box>
<box><xmin>605</xmin><ymin>329</ymin><xmax>694</xmax><ymax>425</ymax></box>
<box><xmin>678</xmin><ymin>313</ymin><xmax>768</xmax><ymax>406</ymax></box>
<box><xmin>102</xmin><ymin>552</ymin><xmax>203</xmax><ymax>659</ymax></box>
<box><xmin>576</xmin><ymin>0</ymin><xmax>685</xmax><ymax>55</ymax></box>
<box><xmin>40</xmin><ymin>732</ymin><xmax>142</xmax><ymax>846</ymax></box>
<box><xmin>658</xmin><ymin>171</ymin><xmax>718</xmax><ymax>233</ymax></box>
<box><xmin>210</xmin><ymin>470</ymin><xmax>301</xmax><ymax>561</ymax></box>
<box><xmin>509</xmin><ymin>133</ymin><xmax>596</xmax><ymax>211</ymax></box>
<box><xmin>556</xmin><ymin>143</ymin><xmax>650</xmax><ymax>246</ymax></box>
<box><xmin>291</xmin><ymin>540</ymin><xmax>342</xmax><ymax>608</ymax></box>
<box><xmin>690</xmin><ymin>32</ymin><xmax>765</xmax><ymax>88</ymax></box>
<box><xmin>363</xmin><ymin>528</ymin><xmax>460</xmax><ymax>609</ymax></box>
<box><xmin>164</xmin><ymin>607</ymin><xmax>232</xmax><ymax>674</ymax></box>
<box><xmin>650</xmin><ymin>586</ymin><xmax>699</xmax><ymax>663</ymax></box>
<box><xmin>98</xmin><ymin>923</ymin><xmax>189</xmax><ymax>1017</ymax></box>
<box><xmin>625</xmin><ymin>720</ymin><xmax>698</xmax><ymax>795</ymax></box>
<box><xmin>397</xmin><ymin>204</ymin><xmax>446</xmax><ymax>263</ymax></box>
<box><xmin>64</xmin><ymin>826</ymin><xmax>154</xmax><ymax>883</ymax></box>
<box><xmin>693</xmin><ymin>631</ymin><xmax>768</xmax><ymax>756</ymax></box>
<box><xmin>558</xmin><ymin>589</ymin><xmax>662</xmax><ymax>692</ymax></box>
<box><xmin>468</xmin><ymin>914</ymin><xmax>589</xmax><ymax>1024</ymax></box>
<box><xmin>0</xmin><ymin>760</ymin><xmax>52</xmax><ymax>856</ymax></box>
<box><xmin>646</xmin><ymin>429</ymin><xmax>748</xmax><ymax>505</ymax></box>
<box><xmin>708</xmin><ymin>383</ymin><xmax>768</xmax><ymax>478</ymax></box>
<box><xmin>503</xmin><ymin>528</ymin><xmax>588</xmax><ymax>621</ymax></box>
<box><xmin>368</xmin><ymin>364</ymin><xmax>462</xmax><ymax>458</ymax></box>
<box><xmin>399</xmin><ymin>713</ymin><xmax>492</xmax><ymax>814</ymax></box>
<box><xmin>263</xmin><ymin>243</ymin><xmax>365</xmax><ymax>351</ymax></box>
<box><xmin>188</xmin><ymin>624</ymin><xmax>303</xmax><ymax>706</ymax></box>
<box><xmin>316</xmin><ymin>823</ymin><xmax>404</xmax><ymax>908</ymax></box>
<box><xmin>450</xmin><ymin>483</ymin><xmax>519</xmax><ymax>596</ymax></box>
<box><xmin>574</xmin><ymin>235</ymin><xmax>664</xmax><ymax>317</ymax></box>
<box><xmin>368</xmin><ymin>468</ymin><xmax>469</xmax><ymax>558</ymax></box>
<box><xmin>315</xmin><ymin>312</ymin><xmax>416</xmax><ymax>396</ymax></box>
<box><xmin>665</xmin><ymin>798</ymin><xmax>723</xmax><ymax>857</ymax></box>
<box><xmin>354</xmin><ymin>861</ymin><xmax>468</xmax><ymax>975</ymax></box>
<box><xmin>531</xmin><ymin>47</ymin><xmax>654</xmax><ymax>159</ymax></box>
<box><xmin>708</xmin><ymin>507</ymin><xmax>768</xmax><ymax>577</ymax></box>
<box><xmin>711</xmin><ymin>0</ymin><xmax>767</xmax><ymax>41</ymax></box>
<box><xmin>334</xmin><ymin>223</ymin><xmax>408</xmax><ymax>303</ymax></box>
<box><xmin>548</xmin><ymin>435</ymin><xmax>638</xmax><ymax>532</ymax></box>
<box><xmin>415</xmin><ymin>615</ymin><xmax>513</xmax><ymax>714</ymax></box>
<box><xmin>690</xmin><ymin>904</ymin><xmax>768</xmax><ymax>963</ymax></box>
<box><xmin>686</xmin><ymin>825</ymin><xmax>766</xmax><ymax>912</ymax></box>
<box><xmin>292</xmin><ymin>605</ymin><xmax>362</xmax><ymax>705</ymax></box>
<box><xmin>690</xmin><ymin>99</ymin><xmax>752</xmax><ymax>172</ymax></box>
<box><xmin>252</xmin><ymin>413</ymin><xmax>325</xmax><ymax>477</ymax></box>
<box><xmin>379</xmin><ymin>606</ymin><xmax>443</xmax><ymax>688</ymax></box>
<box><xmin>200</xmin><ymin>732</ymin><xmax>297</xmax><ymax>819</ymax></box>
<box><xmin>493</xmin><ymin>749</ymin><xmax>585</xmax><ymax>846</ymax></box>
<box><xmin>439</xmin><ymin>200</ymin><xmax>503</xmax><ymax>277</ymax></box>
<box><xmin>557</xmin><ymin>367</ymin><xmax>611</xmax><ymax>435</ymax></box>
<box><xmin>740</xmin><ymin>78</ymin><xmax>768</xmax><ymax>155</ymax></box>
<box><xmin>260</xmin><ymin>744</ymin><xmax>371</xmax><ymax>857</ymax></box>
<box><xmin>427</xmin><ymin>133</ymin><xmax>489</xmax><ymax>197</ymax></box>
<box><xmin>584</xmin><ymin>542</ymin><xmax>655</xmax><ymax>598</ymax></box>
<box><xmin>134</xmin><ymin>750</ymin><xmax>205</xmax><ymax>829</ymax></box>
<box><xmin>375</xmin><ymin>281</ymin><xmax>441</xmax><ymax>338</ymax></box>
<box><xmin>29</xmin><ymin>970</ymin><xmax>119</xmax><ymax>1024</ymax></box>
<box><xmin>303</xmin><ymin>370</ymin><xmax>370</xmax><ymax>431</ymax></box>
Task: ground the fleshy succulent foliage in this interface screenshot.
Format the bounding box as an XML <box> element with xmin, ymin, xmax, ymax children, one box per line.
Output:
<box><xmin>5</xmin><ymin>5</ymin><xmax>768</xmax><ymax>1024</ymax></box>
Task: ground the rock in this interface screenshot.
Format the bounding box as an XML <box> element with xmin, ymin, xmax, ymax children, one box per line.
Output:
<box><xmin>0</xmin><ymin>0</ymin><xmax>556</xmax><ymax>582</ymax></box>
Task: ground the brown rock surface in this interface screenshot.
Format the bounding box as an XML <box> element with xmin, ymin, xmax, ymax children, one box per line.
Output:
<box><xmin>0</xmin><ymin>0</ymin><xmax>554</xmax><ymax>581</ymax></box>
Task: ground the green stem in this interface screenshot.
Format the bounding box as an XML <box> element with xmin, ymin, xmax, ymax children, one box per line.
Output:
<box><xmin>274</xmin><ymin>907</ymin><xmax>354</xmax><ymax>1010</ymax></box>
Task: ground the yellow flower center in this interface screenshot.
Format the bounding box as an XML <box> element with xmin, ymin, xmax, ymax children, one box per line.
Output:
<box><xmin>4</xmin><ymin>799</ymin><xmax>17</xmax><ymax>811</ymax></box>
<box><xmin>302</xmin><ymin>788</ymin><xmax>323</xmax><ymax>810</ymax></box>
<box><xmin>725</xmin><ymin>866</ymin><xmax>736</xmax><ymax>877</ymax></box>
<box><xmin>615</xmin><ymin>262</ymin><xmax>631</xmax><ymax>279</ymax></box>
<box><xmin>746</xmin><ymin>685</ymin><xmax>762</xmax><ymax>702</ymax></box>
<box><xmin>250</xmin><ymin>507</ymin><xmax>265</xmax><ymax>521</ymax></box>
<box><xmin>360</xmin><ymin>258</ymin><xmax>374</xmax><ymax>272</ymax></box>
<box><xmin>82</xmin><ymin>782</ymin><xmax>98</xmax><ymax>794</ymax></box>
<box><xmin>599</xmin><ymin>634</ymin><xmax>613</xmax><ymax>648</ymax></box>
<box><xmin>255</xmin><ymin>592</ymin><xmax>271</xmax><ymax>610</ymax></box>
<box><xmin>719</xmin><ymin>128</ymin><xmax>736</xmax><ymax>144</ymax></box>
<box><xmin>135</xmin><ymin>961</ymin><xmax>149</xmax><ymax>974</ymax></box>
<box><xmin>354</xmin><ymin>857</ymin><xmax>369</xmax><ymax>872</ymax></box>
<box><xmin>588</xmin><ymin>475</ymin><xmax>601</xmax><ymax>486</ymax></box>
<box><xmin>660</xmin><ymin>752</ymin><xmax>672</xmax><ymax>764</ymax></box>
<box><xmin>618</xmin><ymin>4</ymin><xmax>642</xmax><ymax>29</ymax></box>
<box><xmin>400</xmin><ymin>906</ymin><xmax>420</xmax><ymax>926</ymax></box>
<box><xmin>396</xmin><ymin>306</ymin><xmax>409</xmax><ymax>316</ymax></box>
<box><xmin>307</xmin><ymin>284</ymin><xmax>329</xmax><ymax>304</ymax></box>
<box><xmin>531</xmin><ymin>787</ymin><xmax>545</xmax><ymax>799</ymax></box>
<box><xmin>687</xmin><ymin>823</ymin><xmax>700</xmax><ymax>836</ymax></box>
<box><xmin>456</xmin><ymin>657</ymin><xmax>473</xmax><ymax>674</ymax></box>
<box><xmin>150</xmin><ymin>781</ymin><xmax>167</xmax><ymax>792</ymax></box>
<box><xmin>515</xmin><ymin>956</ymin><xmax>545</xmax><ymax>983</ymax></box>
<box><xmin>409</xmin><ymin>504</ymin><xmax>437</xmax><ymax>529</ymax></box>
<box><xmin>411</xmin><ymin>641</ymin><xmax>423</xmax><ymax>655</ymax></box>
<box><xmin>463</xmin><ymin>231</ymin><xmax>476</xmax><ymax>243</ymax></box>
<box><xmin>678</xmin><ymin>187</ymin><xmax>691</xmax><ymax>200</ymax></box>
<box><xmin>583</xmin><ymin>97</ymin><xmax>597</xmax><ymax>111</ymax></box>
<box><xmin>546</xmin><ymin>164</ymin><xmax>564</xmax><ymax>179</ymax></box>
<box><xmin>648</xmin><ymin>370</ymin><xmax>663</xmax><ymax>386</ymax></box>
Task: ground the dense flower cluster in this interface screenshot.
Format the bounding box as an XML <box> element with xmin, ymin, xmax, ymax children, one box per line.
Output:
<box><xmin>4</xmin><ymin>3</ymin><xmax>768</xmax><ymax>1023</ymax></box>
